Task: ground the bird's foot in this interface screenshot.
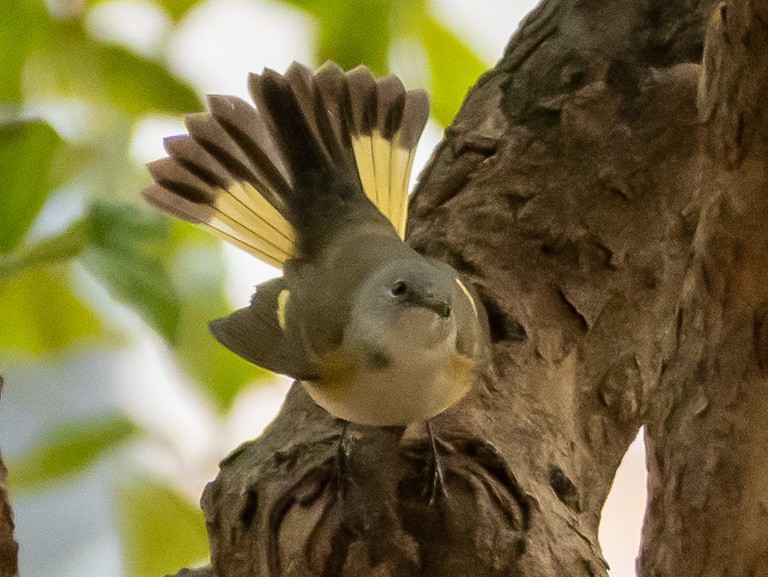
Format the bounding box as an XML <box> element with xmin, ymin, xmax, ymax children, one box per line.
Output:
<box><xmin>334</xmin><ymin>420</ymin><xmax>351</xmax><ymax>501</ymax></box>
<box><xmin>427</xmin><ymin>421</ymin><xmax>447</xmax><ymax>506</ymax></box>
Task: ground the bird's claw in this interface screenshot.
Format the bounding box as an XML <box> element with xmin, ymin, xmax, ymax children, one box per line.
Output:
<box><xmin>334</xmin><ymin>421</ymin><xmax>350</xmax><ymax>501</ymax></box>
<box><xmin>427</xmin><ymin>421</ymin><xmax>447</xmax><ymax>505</ymax></box>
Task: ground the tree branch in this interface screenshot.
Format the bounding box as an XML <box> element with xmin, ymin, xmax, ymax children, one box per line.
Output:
<box><xmin>177</xmin><ymin>1</ymin><xmax>768</xmax><ymax>575</ymax></box>
<box><xmin>0</xmin><ymin>377</ymin><xmax>19</xmax><ymax>577</ymax></box>
<box><xmin>642</xmin><ymin>1</ymin><xmax>768</xmax><ymax>574</ymax></box>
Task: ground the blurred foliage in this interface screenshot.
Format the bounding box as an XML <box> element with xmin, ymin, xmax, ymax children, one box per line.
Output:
<box><xmin>0</xmin><ymin>0</ymin><xmax>48</xmax><ymax>103</ymax></box>
<box><xmin>0</xmin><ymin>121</ymin><xmax>61</xmax><ymax>253</ymax></box>
<box><xmin>0</xmin><ymin>0</ymin><xmax>488</xmax><ymax>574</ymax></box>
<box><xmin>81</xmin><ymin>202</ymin><xmax>181</xmax><ymax>342</ymax></box>
<box><xmin>24</xmin><ymin>19</ymin><xmax>201</xmax><ymax>115</ymax></box>
<box><xmin>314</xmin><ymin>0</ymin><xmax>393</xmax><ymax>74</ymax></box>
<box><xmin>421</xmin><ymin>15</ymin><xmax>486</xmax><ymax>126</ymax></box>
<box><xmin>170</xmin><ymin>229</ymin><xmax>271</xmax><ymax>408</ymax></box>
<box><xmin>8</xmin><ymin>414</ymin><xmax>137</xmax><ymax>489</ymax></box>
<box><xmin>283</xmin><ymin>0</ymin><xmax>484</xmax><ymax>123</ymax></box>
<box><xmin>117</xmin><ymin>477</ymin><xmax>209</xmax><ymax>577</ymax></box>
<box><xmin>0</xmin><ymin>266</ymin><xmax>104</xmax><ymax>354</ymax></box>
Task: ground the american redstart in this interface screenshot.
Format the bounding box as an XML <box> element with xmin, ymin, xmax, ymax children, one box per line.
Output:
<box><xmin>143</xmin><ymin>62</ymin><xmax>486</xmax><ymax>494</ymax></box>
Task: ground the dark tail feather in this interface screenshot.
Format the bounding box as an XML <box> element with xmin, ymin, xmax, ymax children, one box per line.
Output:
<box><xmin>205</xmin><ymin>94</ymin><xmax>292</xmax><ymax>211</ymax></box>
<box><xmin>314</xmin><ymin>61</ymin><xmax>355</xmax><ymax>163</ymax></box>
<box><xmin>249</xmin><ymin>66</ymin><xmax>359</xmax><ymax>197</ymax></box>
<box><xmin>143</xmin><ymin>61</ymin><xmax>429</xmax><ymax>268</ymax></box>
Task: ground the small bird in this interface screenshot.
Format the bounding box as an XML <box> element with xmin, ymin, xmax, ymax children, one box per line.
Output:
<box><xmin>143</xmin><ymin>62</ymin><xmax>486</xmax><ymax>497</ymax></box>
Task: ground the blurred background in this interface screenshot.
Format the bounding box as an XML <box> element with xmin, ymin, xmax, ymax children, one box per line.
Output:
<box><xmin>0</xmin><ymin>0</ymin><xmax>646</xmax><ymax>575</ymax></box>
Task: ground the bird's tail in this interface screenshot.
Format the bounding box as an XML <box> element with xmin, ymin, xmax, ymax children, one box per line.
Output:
<box><xmin>143</xmin><ymin>62</ymin><xmax>429</xmax><ymax>269</ymax></box>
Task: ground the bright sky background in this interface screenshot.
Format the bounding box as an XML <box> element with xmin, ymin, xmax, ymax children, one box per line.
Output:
<box><xmin>2</xmin><ymin>1</ymin><xmax>646</xmax><ymax>575</ymax></box>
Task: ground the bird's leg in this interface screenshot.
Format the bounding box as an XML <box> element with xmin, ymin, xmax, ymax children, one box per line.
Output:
<box><xmin>426</xmin><ymin>420</ymin><xmax>446</xmax><ymax>505</ymax></box>
<box><xmin>334</xmin><ymin>420</ymin><xmax>350</xmax><ymax>500</ymax></box>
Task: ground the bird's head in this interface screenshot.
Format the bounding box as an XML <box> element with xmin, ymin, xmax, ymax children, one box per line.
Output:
<box><xmin>345</xmin><ymin>257</ymin><xmax>458</xmax><ymax>351</ymax></box>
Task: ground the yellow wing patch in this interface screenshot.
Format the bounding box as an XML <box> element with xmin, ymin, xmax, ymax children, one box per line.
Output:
<box><xmin>277</xmin><ymin>289</ymin><xmax>290</xmax><ymax>330</ymax></box>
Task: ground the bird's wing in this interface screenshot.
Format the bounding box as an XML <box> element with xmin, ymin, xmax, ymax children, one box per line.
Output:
<box><xmin>209</xmin><ymin>277</ymin><xmax>318</xmax><ymax>380</ymax></box>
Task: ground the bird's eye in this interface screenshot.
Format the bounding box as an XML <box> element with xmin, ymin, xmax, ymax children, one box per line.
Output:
<box><xmin>390</xmin><ymin>280</ymin><xmax>407</xmax><ymax>297</ymax></box>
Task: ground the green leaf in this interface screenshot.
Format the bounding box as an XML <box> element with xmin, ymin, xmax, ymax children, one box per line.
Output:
<box><xmin>85</xmin><ymin>0</ymin><xmax>201</xmax><ymax>20</ymax></box>
<box><xmin>23</xmin><ymin>20</ymin><xmax>105</xmax><ymax>103</ymax></box>
<box><xmin>153</xmin><ymin>0</ymin><xmax>203</xmax><ymax>20</ymax></box>
<box><xmin>312</xmin><ymin>0</ymin><xmax>392</xmax><ymax>75</ymax></box>
<box><xmin>84</xmin><ymin>112</ymin><xmax>154</xmax><ymax>205</ymax></box>
<box><xmin>420</xmin><ymin>15</ymin><xmax>486</xmax><ymax>126</ymax></box>
<box><xmin>80</xmin><ymin>202</ymin><xmax>181</xmax><ymax>342</ymax></box>
<box><xmin>97</xmin><ymin>44</ymin><xmax>201</xmax><ymax>115</ymax></box>
<box><xmin>0</xmin><ymin>219</ymin><xmax>88</xmax><ymax>281</ymax></box>
<box><xmin>0</xmin><ymin>266</ymin><xmax>103</xmax><ymax>356</ymax></box>
<box><xmin>171</xmin><ymin>224</ymin><xmax>266</xmax><ymax>410</ymax></box>
<box><xmin>49</xmin><ymin>141</ymin><xmax>99</xmax><ymax>191</ymax></box>
<box><xmin>278</xmin><ymin>0</ymin><xmax>316</xmax><ymax>10</ymax></box>
<box><xmin>0</xmin><ymin>121</ymin><xmax>62</xmax><ymax>253</ymax></box>
<box><xmin>117</xmin><ymin>477</ymin><xmax>209</xmax><ymax>577</ymax></box>
<box><xmin>0</xmin><ymin>0</ymin><xmax>50</xmax><ymax>102</ymax></box>
<box><xmin>8</xmin><ymin>414</ymin><xmax>137</xmax><ymax>490</ymax></box>
<box><xmin>24</xmin><ymin>21</ymin><xmax>200</xmax><ymax>116</ymax></box>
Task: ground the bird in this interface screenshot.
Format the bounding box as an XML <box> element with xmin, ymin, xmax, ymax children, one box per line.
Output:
<box><xmin>143</xmin><ymin>61</ymin><xmax>487</xmax><ymax>500</ymax></box>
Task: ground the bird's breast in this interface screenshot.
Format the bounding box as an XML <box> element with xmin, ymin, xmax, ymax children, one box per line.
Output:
<box><xmin>300</xmin><ymin>343</ymin><xmax>474</xmax><ymax>426</ymax></box>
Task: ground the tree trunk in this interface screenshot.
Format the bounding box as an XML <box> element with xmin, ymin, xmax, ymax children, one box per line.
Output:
<box><xmin>174</xmin><ymin>0</ymin><xmax>768</xmax><ymax>575</ymax></box>
<box><xmin>642</xmin><ymin>2</ymin><xmax>768</xmax><ymax>574</ymax></box>
<box><xmin>0</xmin><ymin>377</ymin><xmax>19</xmax><ymax>577</ymax></box>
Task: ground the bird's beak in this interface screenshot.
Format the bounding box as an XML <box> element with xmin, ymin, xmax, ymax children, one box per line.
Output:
<box><xmin>411</xmin><ymin>295</ymin><xmax>452</xmax><ymax>318</ymax></box>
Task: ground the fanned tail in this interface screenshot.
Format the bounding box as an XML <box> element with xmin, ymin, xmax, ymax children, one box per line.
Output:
<box><xmin>143</xmin><ymin>62</ymin><xmax>429</xmax><ymax>269</ymax></box>
<box><xmin>345</xmin><ymin>66</ymin><xmax>429</xmax><ymax>237</ymax></box>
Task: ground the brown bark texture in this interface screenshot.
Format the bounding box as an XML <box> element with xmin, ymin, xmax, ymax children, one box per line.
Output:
<box><xmin>171</xmin><ymin>0</ymin><xmax>768</xmax><ymax>575</ymax></box>
<box><xmin>0</xmin><ymin>377</ymin><xmax>19</xmax><ymax>577</ymax></box>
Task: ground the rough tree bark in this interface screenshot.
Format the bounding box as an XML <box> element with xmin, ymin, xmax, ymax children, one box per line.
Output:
<box><xmin>0</xmin><ymin>377</ymin><xmax>19</xmax><ymax>577</ymax></box>
<box><xmin>170</xmin><ymin>0</ymin><xmax>768</xmax><ymax>575</ymax></box>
